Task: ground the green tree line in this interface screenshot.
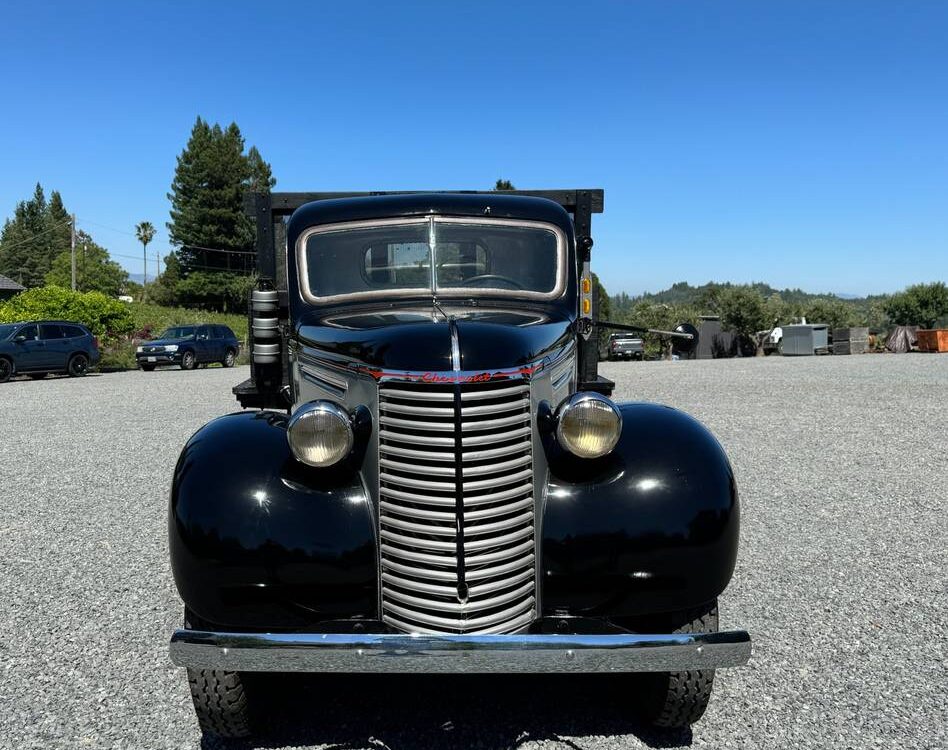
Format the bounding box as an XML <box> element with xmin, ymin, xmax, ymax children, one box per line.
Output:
<box><xmin>608</xmin><ymin>280</ymin><xmax>948</xmax><ymax>352</ymax></box>
<box><xmin>0</xmin><ymin>184</ymin><xmax>131</xmax><ymax>296</ymax></box>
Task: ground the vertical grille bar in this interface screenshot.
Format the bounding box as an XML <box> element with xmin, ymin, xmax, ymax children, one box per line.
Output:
<box><xmin>378</xmin><ymin>377</ymin><xmax>536</xmax><ymax>634</ymax></box>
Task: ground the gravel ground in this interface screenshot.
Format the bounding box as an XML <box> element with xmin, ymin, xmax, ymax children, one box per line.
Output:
<box><xmin>1</xmin><ymin>356</ymin><xmax>945</xmax><ymax>750</ymax></box>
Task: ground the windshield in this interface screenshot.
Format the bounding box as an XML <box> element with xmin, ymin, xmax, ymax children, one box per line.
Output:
<box><xmin>299</xmin><ymin>217</ymin><xmax>565</xmax><ymax>303</ymax></box>
<box><xmin>159</xmin><ymin>326</ymin><xmax>196</xmax><ymax>339</ymax></box>
<box><xmin>0</xmin><ymin>324</ymin><xmax>16</xmax><ymax>340</ymax></box>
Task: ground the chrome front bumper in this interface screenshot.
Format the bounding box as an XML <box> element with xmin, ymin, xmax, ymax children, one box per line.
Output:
<box><xmin>170</xmin><ymin>629</ymin><xmax>751</xmax><ymax>673</ymax></box>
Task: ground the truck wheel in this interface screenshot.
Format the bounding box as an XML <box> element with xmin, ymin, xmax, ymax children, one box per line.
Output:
<box><xmin>222</xmin><ymin>348</ymin><xmax>236</xmax><ymax>368</ymax></box>
<box><xmin>185</xmin><ymin>610</ymin><xmax>252</xmax><ymax>738</ymax></box>
<box><xmin>187</xmin><ymin>668</ymin><xmax>252</xmax><ymax>739</ymax></box>
<box><xmin>637</xmin><ymin>601</ymin><xmax>718</xmax><ymax>728</ymax></box>
<box><xmin>180</xmin><ymin>350</ymin><xmax>196</xmax><ymax>370</ymax></box>
<box><xmin>0</xmin><ymin>357</ymin><xmax>12</xmax><ymax>383</ymax></box>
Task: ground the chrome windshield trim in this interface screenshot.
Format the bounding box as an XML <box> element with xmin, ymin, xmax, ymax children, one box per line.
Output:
<box><xmin>296</xmin><ymin>217</ymin><xmax>568</xmax><ymax>306</ymax></box>
<box><xmin>170</xmin><ymin>629</ymin><xmax>751</xmax><ymax>673</ymax></box>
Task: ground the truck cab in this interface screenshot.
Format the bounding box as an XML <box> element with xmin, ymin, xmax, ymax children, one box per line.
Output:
<box><xmin>168</xmin><ymin>190</ymin><xmax>750</xmax><ymax>739</ymax></box>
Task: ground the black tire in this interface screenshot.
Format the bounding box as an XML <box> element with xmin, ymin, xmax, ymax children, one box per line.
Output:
<box><xmin>637</xmin><ymin>601</ymin><xmax>718</xmax><ymax>728</ymax></box>
<box><xmin>180</xmin><ymin>350</ymin><xmax>196</xmax><ymax>370</ymax></box>
<box><xmin>29</xmin><ymin>372</ymin><xmax>48</xmax><ymax>380</ymax></box>
<box><xmin>0</xmin><ymin>357</ymin><xmax>12</xmax><ymax>383</ymax></box>
<box><xmin>184</xmin><ymin>609</ymin><xmax>253</xmax><ymax>738</ymax></box>
<box><xmin>140</xmin><ymin>364</ymin><xmax>156</xmax><ymax>372</ymax></box>
<box><xmin>67</xmin><ymin>353</ymin><xmax>89</xmax><ymax>377</ymax></box>
<box><xmin>222</xmin><ymin>348</ymin><xmax>236</xmax><ymax>368</ymax></box>
<box><xmin>187</xmin><ymin>668</ymin><xmax>252</xmax><ymax>739</ymax></box>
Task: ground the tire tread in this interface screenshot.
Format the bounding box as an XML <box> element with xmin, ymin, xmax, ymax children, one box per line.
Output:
<box><xmin>183</xmin><ymin>609</ymin><xmax>252</xmax><ymax>738</ymax></box>
<box><xmin>643</xmin><ymin>602</ymin><xmax>718</xmax><ymax>728</ymax></box>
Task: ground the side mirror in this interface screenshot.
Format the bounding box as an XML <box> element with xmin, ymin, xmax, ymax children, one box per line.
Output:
<box><xmin>672</xmin><ymin>323</ymin><xmax>699</xmax><ymax>355</ymax></box>
<box><xmin>13</xmin><ymin>335</ymin><xmax>27</xmax><ymax>343</ymax></box>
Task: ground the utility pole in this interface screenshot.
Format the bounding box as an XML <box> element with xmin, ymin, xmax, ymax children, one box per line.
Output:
<box><xmin>70</xmin><ymin>214</ymin><xmax>76</xmax><ymax>291</ymax></box>
<box><xmin>156</xmin><ymin>250</ymin><xmax>160</xmax><ymax>281</ymax></box>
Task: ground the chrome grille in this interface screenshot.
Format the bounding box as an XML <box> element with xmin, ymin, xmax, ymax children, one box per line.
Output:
<box><xmin>378</xmin><ymin>378</ymin><xmax>536</xmax><ymax>634</ymax></box>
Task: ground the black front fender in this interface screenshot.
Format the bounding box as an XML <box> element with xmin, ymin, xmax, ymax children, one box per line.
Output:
<box><xmin>169</xmin><ymin>411</ymin><xmax>377</xmax><ymax>630</ymax></box>
<box><xmin>541</xmin><ymin>403</ymin><xmax>739</xmax><ymax>619</ymax></box>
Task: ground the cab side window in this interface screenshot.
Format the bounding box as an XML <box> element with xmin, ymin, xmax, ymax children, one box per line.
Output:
<box><xmin>196</xmin><ymin>326</ymin><xmax>209</xmax><ymax>340</ymax></box>
<box><xmin>17</xmin><ymin>324</ymin><xmax>38</xmax><ymax>341</ymax></box>
<box><xmin>41</xmin><ymin>324</ymin><xmax>65</xmax><ymax>339</ymax></box>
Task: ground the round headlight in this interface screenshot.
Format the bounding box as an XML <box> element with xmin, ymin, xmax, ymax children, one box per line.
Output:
<box><xmin>556</xmin><ymin>392</ymin><xmax>622</xmax><ymax>459</ymax></box>
<box><xmin>287</xmin><ymin>401</ymin><xmax>354</xmax><ymax>467</ymax></box>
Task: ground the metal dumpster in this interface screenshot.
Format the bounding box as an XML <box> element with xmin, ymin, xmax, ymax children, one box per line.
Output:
<box><xmin>781</xmin><ymin>324</ymin><xmax>830</xmax><ymax>356</ymax></box>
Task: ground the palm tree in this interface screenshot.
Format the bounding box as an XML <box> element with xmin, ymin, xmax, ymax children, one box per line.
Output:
<box><xmin>135</xmin><ymin>221</ymin><xmax>156</xmax><ymax>300</ymax></box>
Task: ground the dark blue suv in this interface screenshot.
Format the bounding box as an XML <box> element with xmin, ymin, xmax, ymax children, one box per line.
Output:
<box><xmin>136</xmin><ymin>324</ymin><xmax>240</xmax><ymax>371</ymax></box>
<box><xmin>0</xmin><ymin>320</ymin><xmax>100</xmax><ymax>383</ymax></box>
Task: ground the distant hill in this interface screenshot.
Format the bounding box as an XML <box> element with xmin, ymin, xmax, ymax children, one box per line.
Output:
<box><xmin>609</xmin><ymin>280</ymin><xmax>892</xmax><ymax>332</ymax></box>
<box><xmin>620</xmin><ymin>281</ymin><xmax>882</xmax><ymax>307</ymax></box>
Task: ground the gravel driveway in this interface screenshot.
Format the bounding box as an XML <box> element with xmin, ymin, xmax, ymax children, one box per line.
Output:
<box><xmin>1</xmin><ymin>356</ymin><xmax>945</xmax><ymax>750</ymax></box>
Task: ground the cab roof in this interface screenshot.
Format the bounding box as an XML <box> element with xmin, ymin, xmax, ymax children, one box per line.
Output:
<box><xmin>286</xmin><ymin>193</ymin><xmax>575</xmax><ymax>242</ymax></box>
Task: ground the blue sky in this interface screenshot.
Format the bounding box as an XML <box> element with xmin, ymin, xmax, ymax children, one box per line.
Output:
<box><xmin>1</xmin><ymin>1</ymin><xmax>946</xmax><ymax>296</ymax></box>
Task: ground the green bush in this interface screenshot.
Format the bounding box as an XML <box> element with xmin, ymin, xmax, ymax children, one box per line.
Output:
<box><xmin>98</xmin><ymin>338</ymin><xmax>138</xmax><ymax>371</ymax></box>
<box><xmin>127</xmin><ymin>302</ymin><xmax>247</xmax><ymax>343</ymax></box>
<box><xmin>883</xmin><ymin>282</ymin><xmax>948</xmax><ymax>328</ymax></box>
<box><xmin>0</xmin><ymin>286</ymin><xmax>134</xmax><ymax>336</ymax></box>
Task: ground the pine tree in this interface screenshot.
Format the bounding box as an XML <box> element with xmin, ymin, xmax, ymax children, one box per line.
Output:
<box><xmin>46</xmin><ymin>191</ymin><xmax>73</xmax><ymax>265</ymax></box>
<box><xmin>247</xmin><ymin>146</ymin><xmax>276</xmax><ymax>193</ymax></box>
<box><xmin>0</xmin><ymin>183</ymin><xmax>69</xmax><ymax>287</ymax></box>
<box><xmin>166</xmin><ymin>117</ymin><xmax>275</xmax><ymax>310</ymax></box>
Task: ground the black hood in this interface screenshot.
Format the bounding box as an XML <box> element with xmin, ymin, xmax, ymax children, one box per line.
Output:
<box><xmin>297</xmin><ymin>306</ymin><xmax>574</xmax><ymax>373</ymax></box>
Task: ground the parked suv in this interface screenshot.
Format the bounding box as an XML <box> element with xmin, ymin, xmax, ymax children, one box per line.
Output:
<box><xmin>0</xmin><ymin>320</ymin><xmax>100</xmax><ymax>383</ymax></box>
<box><xmin>136</xmin><ymin>324</ymin><xmax>240</xmax><ymax>371</ymax></box>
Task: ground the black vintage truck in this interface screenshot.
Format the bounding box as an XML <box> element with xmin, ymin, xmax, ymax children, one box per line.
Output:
<box><xmin>168</xmin><ymin>189</ymin><xmax>750</xmax><ymax>738</ymax></box>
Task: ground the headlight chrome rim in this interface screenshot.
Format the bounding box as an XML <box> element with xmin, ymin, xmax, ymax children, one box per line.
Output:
<box><xmin>555</xmin><ymin>392</ymin><xmax>622</xmax><ymax>459</ymax></box>
<box><xmin>287</xmin><ymin>400</ymin><xmax>354</xmax><ymax>467</ymax></box>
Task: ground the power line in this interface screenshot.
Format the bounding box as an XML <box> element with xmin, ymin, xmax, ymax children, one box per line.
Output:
<box><xmin>107</xmin><ymin>251</ymin><xmax>255</xmax><ymax>274</ymax></box>
<box><xmin>0</xmin><ymin>219</ymin><xmax>72</xmax><ymax>252</ymax></box>
<box><xmin>76</xmin><ymin>217</ymin><xmax>256</xmax><ymax>255</ymax></box>
<box><xmin>0</xmin><ymin>217</ymin><xmax>256</xmax><ymax>276</ymax></box>
<box><xmin>178</xmin><ymin>243</ymin><xmax>256</xmax><ymax>256</ymax></box>
<box><xmin>76</xmin><ymin>217</ymin><xmax>138</xmax><ymax>237</ymax></box>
